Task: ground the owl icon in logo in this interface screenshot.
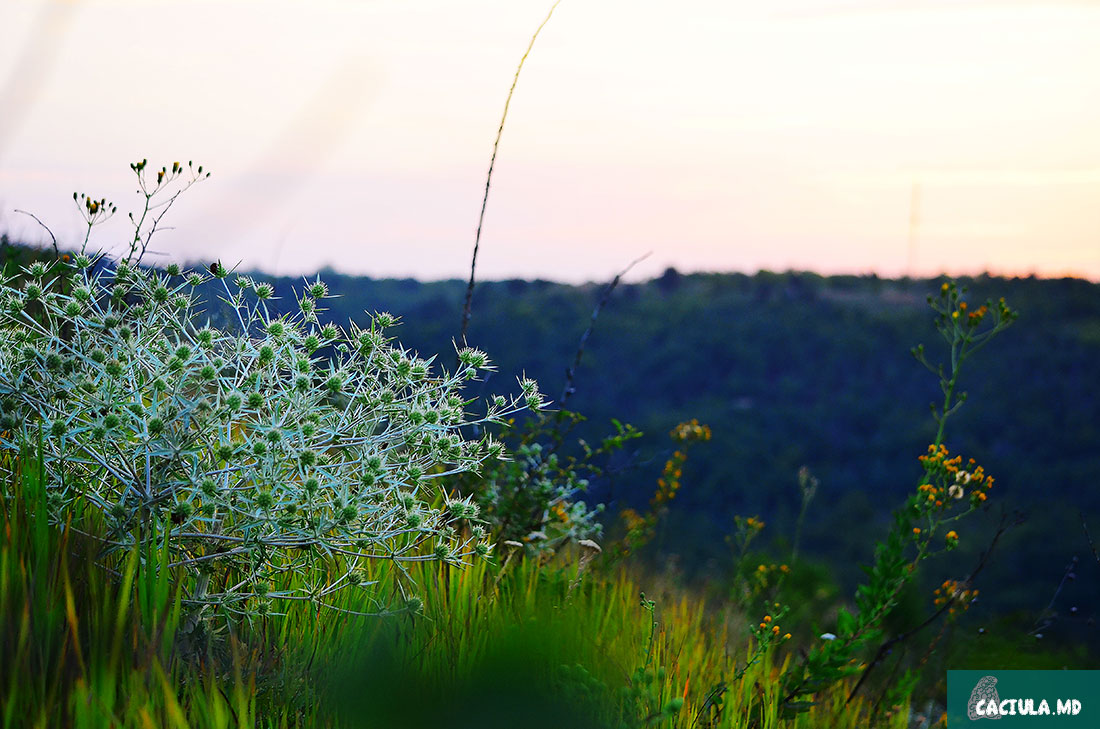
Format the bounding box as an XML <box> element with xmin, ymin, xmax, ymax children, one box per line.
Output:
<box><xmin>968</xmin><ymin>675</ymin><xmax>1002</xmax><ymax>720</ymax></box>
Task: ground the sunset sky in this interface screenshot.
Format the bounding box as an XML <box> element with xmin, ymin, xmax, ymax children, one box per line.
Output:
<box><xmin>1</xmin><ymin>0</ymin><xmax>1097</xmax><ymax>283</ymax></box>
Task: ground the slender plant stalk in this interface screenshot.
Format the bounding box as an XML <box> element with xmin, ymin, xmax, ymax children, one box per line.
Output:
<box><xmin>459</xmin><ymin>1</ymin><xmax>561</xmax><ymax>346</ymax></box>
<box><xmin>12</xmin><ymin>209</ymin><xmax>59</xmax><ymax>258</ymax></box>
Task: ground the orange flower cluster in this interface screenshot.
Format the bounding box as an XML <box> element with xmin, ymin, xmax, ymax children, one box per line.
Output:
<box><xmin>749</xmin><ymin>562</ymin><xmax>790</xmax><ymax>595</ymax></box>
<box><xmin>956</xmin><ymin>300</ymin><xmax>990</xmax><ymax>327</ymax></box>
<box><xmin>757</xmin><ymin>613</ymin><xmax>792</xmax><ymax>641</ymax></box>
<box><xmin>754</xmin><ymin>562</ymin><xmax>789</xmax><ymax>575</ymax></box>
<box><xmin>744</xmin><ymin>516</ymin><xmax>765</xmax><ymax>531</ymax></box>
<box><xmin>74</xmin><ymin>191</ymin><xmax>116</xmax><ymax>222</ymax></box>
<box><xmin>550</xmin><ymin>501</ymin><xmax>571</xmax><ymax>524</ymax></box>
<box><xmin>652</xmin><ymin>422</ymin><xmax>712</xmax><ymax>508</ymax></box>
<box><xmin>933</xmin><ymin>579</ymin><xmax>978</xmax><ymax>616</ymax></box>
<box><xmin>671</xmin><ymin>419</ymin><xmax>712</xmax><ymax>443</ymax></box>
<box><xmin>620</xmin><ymin>507</ymin><xmax>644</xmax><ymax>531</ymax></box>
<box><xmin>938</xmin><ymin>282</ymin><xmax>1015</xmax><ymax>332</ymax></box>
<box><xmin>651</xmin><ymin>450</ymin><xmax>685</xmax><ymax>508</ymax></box>
<box><xmin>918</xmin><ymin>445</ymin><xmax>994</xmax><ymax>509</ymax></box>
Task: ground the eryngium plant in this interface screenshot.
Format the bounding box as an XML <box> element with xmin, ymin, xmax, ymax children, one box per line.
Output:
<box><xmin>0</xmin><ymin>254</ymin><xmax>543</xmax><ymax>619</ymax></box>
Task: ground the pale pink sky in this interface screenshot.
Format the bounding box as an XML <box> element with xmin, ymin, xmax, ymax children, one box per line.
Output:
<box><xmin>1</xmin><ymin>0</ymin><xmax>1098</xmax><ymax>282</ymax></box>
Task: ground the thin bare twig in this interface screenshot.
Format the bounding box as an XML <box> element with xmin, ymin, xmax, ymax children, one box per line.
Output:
<box><xmin>1081</xmin><ymin>510</ymin><xmax>1100</xmax><ymax>565</ymax></box>
<box><xmin>458</xmin><ymin>1</ymin><xmax>561</xmax><ymax>346</ymax></box>
<box><xmin>560</xmin><ymin>251</ymin><xmax>651</xmax><ymax>405</ymax></box>
<box><xmin>1028</xmin><ymin>554</ymin><xmax>1079</xmax><ymax>637</ymax></box>
<box><xmin>132</xmin><ymin>174</ymin><xmax>206</xmax><ymax>267</ymax></box>
<box><xmin>13</xmin><ymin>208</ymin><xmax>59</xmax><ymax>257</ymax></box>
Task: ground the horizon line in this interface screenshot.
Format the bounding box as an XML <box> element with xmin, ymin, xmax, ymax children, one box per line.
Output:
<box><xmin>3</xmin><ymin>238</ymin><xmax>1097</xmax><ymax>287</ymax></box>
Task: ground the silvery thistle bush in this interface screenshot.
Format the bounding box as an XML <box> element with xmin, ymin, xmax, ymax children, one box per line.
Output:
<box><xmin>0</xmin><ymin>253</ymin><xmax>544</xmax><ymax>620</ymax></box>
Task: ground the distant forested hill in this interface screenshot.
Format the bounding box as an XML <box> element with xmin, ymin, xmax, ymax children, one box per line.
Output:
<box><xmin>277</xmin><ymin>268</ymin><xmax>1100</xmax><ymax>620</ymax></box>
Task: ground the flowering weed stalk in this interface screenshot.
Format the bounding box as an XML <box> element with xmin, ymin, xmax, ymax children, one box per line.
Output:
<box><xmin>777</xmin><ymin>281</ymin><xmax>1016</xmax><ymax>718</ymax></box>
<box><xmin>609</xmin><ymin>419</ymin><xmax>711</xmax><ymax>562</ymax></box>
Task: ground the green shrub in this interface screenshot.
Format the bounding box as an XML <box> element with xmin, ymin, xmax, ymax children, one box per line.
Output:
<box><xmin>0</xmin><ymin>238</ymin><xmax>541</xmax><ymax>621</ymax></box>
<box><xmin>459</xmin><ymin>409</ymin><xmax>640</xmax><ymax>555</ymax></box>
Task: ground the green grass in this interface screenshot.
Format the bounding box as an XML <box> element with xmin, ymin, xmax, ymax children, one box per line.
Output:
<box><xmin>0</xmin><ymin>445</ymin><xmax>302</xmax><ymax>729</ymax></box>
<box><xmin>1</xmin><ymin>448</ymin><xmax>909</xmax><ymax>728</ymax></box>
